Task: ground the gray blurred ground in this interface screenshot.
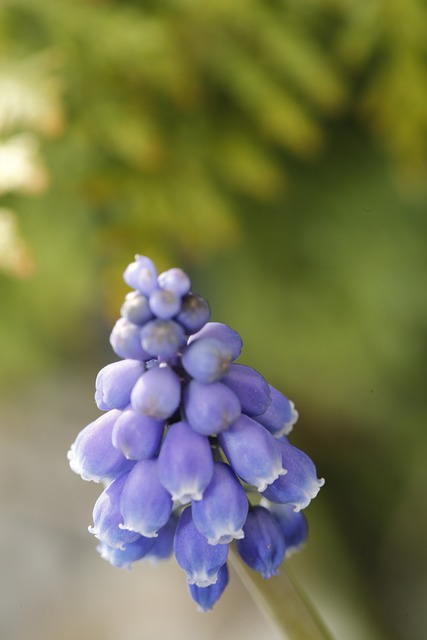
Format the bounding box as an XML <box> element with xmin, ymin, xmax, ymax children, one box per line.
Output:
<box><xmin>0</xmin><ymin>370</ymin><xmax>285</xmax><ymax>640</ymax></box>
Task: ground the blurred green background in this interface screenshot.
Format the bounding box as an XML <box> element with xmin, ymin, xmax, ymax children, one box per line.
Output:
<box><xmin>1</xmin><ymin>2</ymin><xmax>427</xmax><ymax>639</ymax></box>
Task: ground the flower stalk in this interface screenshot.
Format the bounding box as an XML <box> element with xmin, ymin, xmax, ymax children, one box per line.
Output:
<box><xmin>230</xmin><ymin>549</ymin><xmax>334</xmax><ymax>640</ymax></box>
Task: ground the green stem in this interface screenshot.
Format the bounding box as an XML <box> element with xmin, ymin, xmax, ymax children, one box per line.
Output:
<box><xmin>230</xmin><ymin>548</ymin><xmax>334</xmax><ymax>640</ymax></box>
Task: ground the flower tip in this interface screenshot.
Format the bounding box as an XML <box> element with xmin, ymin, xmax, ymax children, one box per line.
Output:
<box><xmin>255</xmin><ymin>464</ymin><xmax>286</xmax><ymax>492</ymax></box>
<box><xmin>172</xmin><ymin>488</ymin><xmax>204</xmax><ymax>504</ymax></box>
<box><xmin>118</xmin><ymin>521</ymin><xmax>159</xmax><ymax>538</ymax></box>
<box><xmin>207</xmin><ymin>528</ymin><xmax>244</xmax><ymax>545</ymax></box>
<box><xmin>187</xmin><ymin>572</ymin><xmax>218</xmax><ymax>588</ymax></box>
<box><xmin>281</xmin><ymin>402</ymin><xmax>299</xmax><ymax>436</ymax></box>
<box><xmin>68</xmin><ymin>445</ymin><xmax>101</xmax><ymax>482</ymax></box>
<box><xmin>261</xmin><ymin>567</ymin><xmax>280</xmax><ymax>579</ymax></box>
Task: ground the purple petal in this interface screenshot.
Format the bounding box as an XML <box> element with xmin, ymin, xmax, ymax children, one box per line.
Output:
<box><xmin>184</xmin><ymin>380</ymin><xmax>241</xmax><ymax>436</ymax></box>
<box><xmin>67</xmin><ymin>410</ymin><xmax>134</xmax><ymax>483</ymax></box>
<box><xmin>89</xmin><ymin>472</ymin><xmax>140</xmax><ymax>549</ymax></box>
<box><xmin>97</xmin><ymin>536</ymin><xmax>156</xmax><ymax>569</ymax></box>
<box><xmin>131</xmin><ymin>365</ymin><xmax>181</xmax><ymax>420</ymax></box>
<box><xmin>188</xmin><ymin>322</ymin><xmax>242</xmax><ymax>361</ymax></box>
<box><xmin>109</xmin><ymin>318</ymin><xmax>150</xmax><ymax>360</ymax></box>
<box><xmin>182</xmin><ymin>337</ymin><xmax>233</xmax><ymax>383</ymax></box>
<box><xmin>95</xmin><ymin>360</ymin><xmax>144</xmax><ymax>411</ymax></box>
<box><xmin>173</xmin><ymin>506</ymin><xmax>228</xmax><ymax>587</ymax></box>
<box><xmin>120</xmin><ymin>458</ymin><xmax>173</xmax><ymax>537</ymax></box>
<box><xmin>236</xmin><ymin>506</ymin><xmax>286</xmax><ymax>578</ymax></box>
<box><xmin>222</xmin><ymin>364</ymin><xmax>271</xmax><ymax>417</ymax></box>
<box><xmin>261</xmin><ymin>439</ymin><xmax>325</xmax><ymax>511</ymax></box>
<box><xmin>189</xmin><ymin>563</ymin><xmax>229</xmax><ymax>612</ymax></box>
<box><xmin>256</xmin><ymin>385</ymin><xmax>298</xmax><ymax>436</ymax></box>
<box><xmin>260</xmin><ymin>499</ymin><xmax>308</xmax><ymax>557</ymax></box>
<box><xmin>123</xmin><ymin>255</ymin><xmax>158</xmax><ymax>295</ymax></box>
<box><xmin>218</xmin><ymin>414</ymin><xmax>285</xmax><ymax>491</ymax></box>
<box><xmin>192</xmin><ymin>462</ymin><xmax>248</xmax><ymax>545</ymax></box>
<box><xmin>112</xmin><ymin>410</ymin><xmax>164</xmax><ymax>460</ymax></box>
<box><xmin>158</xmin><ymin>421</ymin><xmax>214</xmax><ymax>503</ymax></box>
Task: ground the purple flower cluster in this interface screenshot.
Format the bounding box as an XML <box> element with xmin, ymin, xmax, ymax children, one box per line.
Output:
<box><xmin>68</xmin><ymin>255</ymin><xmax>324</xmax><ymax>611</ymax></box>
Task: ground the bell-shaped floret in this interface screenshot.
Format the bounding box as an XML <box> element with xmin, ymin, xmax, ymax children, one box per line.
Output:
<box><xmin>188</xmin><ymin>322</ymin><xmax>242</xmax><ymax>361</ymax></box>
<box><xmin>120</xmin><ymin>291</ymin><xmax>153</xmax><ymax>325</ymax></box>
<box><xmin>236</xmin><ymin>506</ymin><xmax>286</xmax><ymax>578</ymax></box>
<box><xmin>145</xmin><ymin>513</ymin><xmax>179</xmax><ymax>562</ymax></box>
<box><xmin>158</xmin><ymin>421</ymin><xmax>214</xmax><ymax>503</ymax></box>
<box><xmin>192</xmin><ymin>462</ymin><xmax>249</xmax><ymax>545</ymax></box>
<box><xmin>123</xmin><ymin>255</ymin><xmax>158</xmax><ymax>295</ymax></box>
<box><xmin>182</xmin><ymin>338</ymin><xmax>233</xmax><ymax>383</ymax></box>
<box><xmin>184</xmin><ymin>380</ymin><xmax>241</xmax><ymax>436</ymax></box>
<box><xmin>222</xmin><ymin>364</ymin><xmax>271</xmax><ymax>417</ymax></box>
<box><xmin>158</xmin><ymin>267</ymin><xmax>191</xmax><ymax>296</ymax></box>
<box><xmin>176</xmin><ymin>293</ymin><xmax>211</xmax><ymax>333</ymax></box>
<box><xmin>189</xmin><ymin>563</ymin><xmax>229</xmax><ymax>612</ymax></box>
<box><xmin>174</xmin><ymin>506</ymin><xmax>229</xmax><ymax>588</ymax></box>
<box><xmin>131</xmin><ymin>365</ymin><xmax>181</xmax><ymax>420</ymax></box>
<box><xmin>97</xmin><ymin>535</ymin><xmax>156</xmax><ymax>569</ymax></box>
<box><xmin>112</xmin><ymin>410</ymin><xmax>164</xmax><ymax>460</ymax></box>
<box><xmin>256</xmin><ymin>385</ymin><xmax>298</xmax><ymax>437</ymax></box>
<box><xmin>140</xmin><ymin>319</ymin><xmax>185</xmax><ymax>359</ymax></box>
<box><xmin>109</xmin><ymin>318</ymin><xmax>150</xmax><ymax>360</ymax></box>
<box><xmin>261</xmin><ymin>499</ymin><xmax>308</xmax><ymax>556</ymax></box>
<box><xmin>218</xmin><ymin>415</ymin><xmax>285</xmax><ymax>491</ymax></box>
<box><xmin>67</xmin><ymin>410</ymin><xmax>134</xmax><ymax>483</ymax></box>
<box><xmin>120</xmin><ymin>459</ymin><xmax>173</xmax><ymax>537</ymax></box>
<box><xmin>95</xmin><ymin>360</ymin><xmax>144</xmax><ymax>411</ymax></box>
<box><xmin>149</xmin><ymin>289</ymin><xmax>182</xmax><ymax>320</ymax></box>
<box><xmin>261</xmin><ymin>439</ymin><xmax>325</xmax><ymax>511</ymax></box>
<box><xmin>89</xmin><ymin>473</ymin><xmax>140</xmax><ymax>549</ymax></box>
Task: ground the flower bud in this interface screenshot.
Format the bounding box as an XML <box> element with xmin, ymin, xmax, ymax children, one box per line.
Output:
<box><xmin>149</xmin><ymin>288</ymin><xmax>182</xmax><ymax>320</ymax></box>
<box><xmin>97</xmin><ymin>536</ymin><xmax>155</xmax><ymax>569</ymax></box>
<box><xmin>222</xmin><ymin>364</ymin><xmax>271</xmax><ymax>417</ymax></box>
<box><xmin>182</xmin><ymin>337</ymin><xmax>233</xmax><ymax>383</ymax></box>
<box><xmin>145</xmin><ymin>514</ymin><xmax>179</xmax><ymax>563</ymax></box>
<box><xmin>176</xmin><ymin>293</ymin><xmax>211</xmax><ymax>333</ymax></box>
<box><xmin>158</xmin><ymin>421</ymin><xmax>214</xmax><ymax>503</ymax></box>
<box><xmin>121</xmin><ymin>291</ymin><xmax>153</xmax><ymax>325</ymax></box>
<box><xmin>174</xmin><ymin>507</ymin><xmax>229</xmax><ymax>588</ymax></box>
<box><xmin>218</xmin><ymin>414</ymin><xmax>285</xmax><ymax>491</ymax></box>
<box><xmin>261</xmin><ymin>499</ymin><xmax>308</xmax><ymax>556</ymax></box>
<box><xmin>256</xmin><ymin>385</ymin><xmax>298</xmax><ymax>437</ymax></box>
<box><xmin>131</xmin><ymin>365</ymin><xmax>181</xmax><ymax>420</ymax></box>
<box><xmin>112</xmin><ymin>410</ymin><xmax>164</xmax><ymax>460</ymax></box>
<box><xmin>192</xmin><ymin>462</ymin><xmax>248</xmax><ymax>545</ymax></box>
<box><xmin>89</xmin><ymin>472</ymin><xmax>140</xmax><ymax>549</ymax></box>
<box><xmin>261</xmin><ymin>439</ymin><xmax>325</xmax><ymax>511</ymax></box>
<box><xmin>189</xmin><ymin>564</ymin><xmax>229</xmax><ymax>612</ymax></box>
<box><xmin>184</xmin><ymin>380</ymin><xmax>241</xmax><ymax>436</ymax></box>
<box><xmin>110</xmin><ymin>318</ymin><xmax>150</xmax><ymax>360</ymax></box>
<box><xmin>158</xmin><ymin>268</ymin><xmax>191</xmax><ymax>296</ymax></box>
<box><xmin>120</xmin><ymin>459</ymin><xmax>173</xmax><ymax>537</ymax></box>
<box><xmin>140</xmin><ymin>319</ymin><xmax>185</xmax><ymax>359</ymax></box>
<box><xmin>68</xmin><ymin>410</ymin><xmax>134</xmax><ymax>483</ymax></box>
<box><xmin>188</xmin><ymin>322</ymin><xmax>242</xmax><ymax>361</ymax></box>
<box><xmin>123</xmin><ymin>255</ymin><xmax>158</xmax><ymax>295</ymax></box>
<box><xmin>236</xmin><ymin>506</ymin><xmax>286</xmax><ymax>578</ymax></box>
<box><xmin>95</xmin><ymin>359</ymin><xmax>144</xmax><ymax>411</ymax></box>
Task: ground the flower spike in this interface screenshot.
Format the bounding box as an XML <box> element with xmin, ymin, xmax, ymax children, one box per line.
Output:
<box><xmin>68</xmin><ymin>254</ymin><xmax>323</xmax><ymax>610</ymax></box>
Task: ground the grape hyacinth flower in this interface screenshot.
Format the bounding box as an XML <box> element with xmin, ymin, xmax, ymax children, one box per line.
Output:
<box><xmin>68</xmin><ymin>254</ymin><xmax>324</xmax><ymax>613</ymax></box>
